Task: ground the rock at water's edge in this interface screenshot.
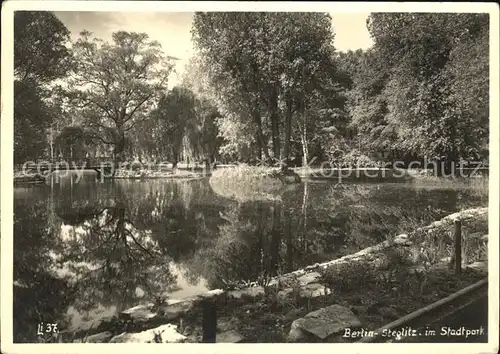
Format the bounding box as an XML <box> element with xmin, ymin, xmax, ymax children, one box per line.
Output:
<box><xmin>161</xmin><ymin>300</ymin><xmax>194</xmax><ymax>320</ymax></box>
<box><xmin>228</xmin><ymin>286</ymin><xmax>265</xmax><ymax>299</ymax></box>
<box><xmin>288</xmin><ymin>304</ymin><xmax>361</xmax><ymax>341</ymax></box>
<box><xmin>216</xmin><ymin>330</ymin><xmax>244</xmax><ymax>343</ymax></box>
<box><xmin>296</xmin><ymin>272</ymin><xmax>321</xmax><ymax>286</ymax></box>
<box><xmin>121</xmin><ymin>304</ymin><xmax>158</xmax><ymax>322</ymax></box>
<box><xmin>299</xmin><ymin>283</ymin><xmax>331</xmax><ymax>298</ymax></box>
<box><xmin>109</xmin><ymin>324</ymin><xmax>186</xmax><ymax>343</ymax></box>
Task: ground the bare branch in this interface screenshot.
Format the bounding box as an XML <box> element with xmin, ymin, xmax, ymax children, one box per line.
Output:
<box><xmin>124</xmin><ymin>228</ymin><xmax>155</xmax><ymax>258</ymax></box>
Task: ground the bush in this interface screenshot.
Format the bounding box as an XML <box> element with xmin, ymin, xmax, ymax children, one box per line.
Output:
<box><xmin>330</xmin><ymin>149</ymin><xmax>381</xmax><ymax>168</ymax></box>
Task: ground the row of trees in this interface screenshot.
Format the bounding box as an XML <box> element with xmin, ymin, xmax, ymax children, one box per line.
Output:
<box><xmin>14</xmin><ymin>12</ymin><xmax>220</xmax><ymax>167</ymax></box>
<box><xmin>191</xmin><ymin>12</ymin><xmax>347</xmax><ymax>167</ymax></box>
<box><xmin>14</xmin><ymin>11</ymin><xmax>489</xmax><ymax>168</ymax></box>
<box><xmin>191</xmin><ymin>12</ymin><xmax>489</xmax><ymax>169</ymax></box>
<box><xmin>339</xmin><ymin>13</ymin><xmax>489</xmax><ymax>168</ymax></box>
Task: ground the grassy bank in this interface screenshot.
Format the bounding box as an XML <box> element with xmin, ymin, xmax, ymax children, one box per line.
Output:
<box><xmin>209</xmin><ymin>165</ymin><xmax>301</xmax><ymax>202</ymax></box>
<box><xmin>410</xmin><ymin>175</ymin><xmax>489</xmax><ymax>197</ymax></box>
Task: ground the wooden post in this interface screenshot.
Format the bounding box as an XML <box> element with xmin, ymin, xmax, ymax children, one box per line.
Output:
<box><xmin>202</xmin><ymin>298</ymin><xmax>217</xmax><ymax>343</ymax></box>
<box><xmin>454</xmin><ymin>220</ymin><xmax>462</xmax><ymax>274</ymax></box>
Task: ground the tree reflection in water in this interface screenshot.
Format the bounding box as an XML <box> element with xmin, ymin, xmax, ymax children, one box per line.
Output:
<box><xmin>14</xmin><ymin>199</ymin><xmax>74</xmax><ymax>343</ymax></box>
<box><xmin>188</xmin><ymin>180</ymin><xmax>469</xmax><ymax>290</ymax></box>
<box><xmin>14</xmin><ymin>179</ymin><xmax>187</xmax><ymax>342</ymax></box>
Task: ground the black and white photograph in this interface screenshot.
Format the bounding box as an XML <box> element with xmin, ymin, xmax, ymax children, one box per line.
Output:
<box><xmin>1</xmin><ymin>1</ymin><xmax>499</xmax><ymax>353</ymax></box>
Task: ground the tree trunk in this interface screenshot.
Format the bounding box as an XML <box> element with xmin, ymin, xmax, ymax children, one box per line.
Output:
<box><xmin>300</xmin><ymin>102</ymin><xmax>309</xmax><ymax>168</ymax></box>
<box><xmin>269</xmin><ymin>88</ymin><xmax>280</xmax><ymax>164</ymax></box>
<box><xmin>270</xmin><ymin>203</ymin><xmax>281</xmax><ymax>277</ymax></box>
<box><xmin>301</xmin><ymin>182</ymin><xmax>308</xmax><ymax>252</ymax></box>
<box><xmin>205</xmin><ymin>156</ymin><xmax>211</xmax><ymax>171</ymax></box>
<box><xmin>257</xmin><ymin>202</ymin><xmax>265</xmax><ymax>278</ymax></box>
<box><xmin>301</xmin><ymin>130</ymin><xmax>309</xmax><ymax>168</ymax></box>
<box><xmin>114</xmin><ymin>130</ymin><xmax>126</xmax><ymax>169</ymax></box>
<box><xmin>252</xmin><ymin>110</ymin><xmax>272</xmax><ymax>165</ymax></box>
<box><xmin>50</xmin><ymin>137</ymin><xmax>54</xmax><ymax>163</ymax></box>
<box><xmin>172</xmin><ymin>153</ymin><xmax>178</xmax><ymax>174</ymax></box>
<box><xmin>285</xmin><ymin>204</ymin><xmax>293</xmax><ymax>272</ymax></box>
<box><xmin>282</xmin><ymin>98</ymin><xmax>293</xmax><ymax>170</ymax></box>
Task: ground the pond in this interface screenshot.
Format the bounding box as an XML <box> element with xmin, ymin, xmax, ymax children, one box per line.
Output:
<box><xmin>13</xmin><ymin>172</ymin><xmax>487</xmax><ymax>342</ymax></box>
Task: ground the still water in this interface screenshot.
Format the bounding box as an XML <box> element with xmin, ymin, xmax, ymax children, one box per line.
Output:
<box><xmin>13</xmin><ymin>172</ymin><xmax>486</xmax><ymax>341</ymax></box>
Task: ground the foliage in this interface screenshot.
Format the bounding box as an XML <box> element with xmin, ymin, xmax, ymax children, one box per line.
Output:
<box><xmin>354</xmin><ymin>13</ymin><xmax>489</xmax><ymax>165</ymax></box>
<box><xmin>14</xmin><ymin>12</ymin><xmax>489</xmax><ymax>170</ymax></box>
<box><xmin>192</xmin><ymin>12</ymin><xmax>343</xmax><ymax>166</ymax></box>
<box><xmin>14</xmin><ymin>11</ymin><xmax>71</xmax><ymax>84</ymax></box>
<box><xmin>327</xmin><ymin>147</ymin><xmax>380</xmax><ymax>168</ymax></box>
<box><xmin>408</xmin><ymin>210</ymin><xmax>488</xmax><ymax>267</ymax></box>
<box><xmin>216</xmin><ymin>113</ymin><xmax>256</xmax><ymax>162</ymax></box>
<box><xmin>14</xmin><ymin>81</ymin><xmax>53</xmax><ymax>162</ymax></box>
<box><xmin>14</xmin><ymin>11</ymin><xmax>71</xmax><ymax>163</ymax></box>
<box><xmin>319</xmin><ymin>250</ymin><xmax>426</xmax><ymax>298</ymax></box>
<box><xmin>67</xmin><ymin>30</ymin><xmax>174</xmax><ymax>163</ymax></box>
<box><xmin>54</xmin><ymin>126</ymin><xmax>94</xmax><ymax>159</ymax></box>
<box><xmin>319</xmin><ymin>261</ymin><xmax>377</xmax><ymax>293</ymax></box>
<box><xmin>150</xmin><ymin>87</ymin><xmax>196</xmax><ymax>165</ymax></box>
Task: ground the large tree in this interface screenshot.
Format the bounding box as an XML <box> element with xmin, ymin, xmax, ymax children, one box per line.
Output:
<box><xmin>181</xmin><ymin>58</ymin><xmax>223</xmax><ymax>165</ymax></box>
<box><xmin>192</xmin><ymin>13</ymin><xmax>274</xmax><ymax>163</ymax></box>
<box><xmin>271</xmin><ymin>13</ymin><xmax>341</xmax><ymax>167</ymax></box>
<box><xmin>14</xmin><ymin>11</ymin><xmax>71</xmax><ymax>163</ymax></box>
<box><xmin>191</xmin><ymin>12</ymin><xmax>340</xmax><ymax>167</ymax></box>
<box><xmin>68</xmin><ymin>30</ymin><xmax>174</xmax><ymax>165</ymax></box>
<box><xmin>151</xmin><ymin>86</ymin><xmax>197</xmax><ymax>170</ymax></box>
<box><xmin>14</xmin><ymin>11</ymin><xmax>71</xmax><ymax>84</ymax></box>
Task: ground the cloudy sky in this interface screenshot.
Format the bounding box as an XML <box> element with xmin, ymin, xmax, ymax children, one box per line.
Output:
<box><xmin>54</xmin><ymin>11</ymin><xmax>373</xmax><ymax>87</ymax></box>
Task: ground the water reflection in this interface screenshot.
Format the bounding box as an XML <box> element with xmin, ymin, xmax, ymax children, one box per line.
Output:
<box><xmin>13</xmin><ymin>175</ymin><xmax>486</xmax><ymax>342</ymax></box>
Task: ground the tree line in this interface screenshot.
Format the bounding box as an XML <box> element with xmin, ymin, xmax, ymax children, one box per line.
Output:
<box><xmin>14</xmin><ymin>11</ymin><xmax>489</xmax><ymax>169</ymax></box>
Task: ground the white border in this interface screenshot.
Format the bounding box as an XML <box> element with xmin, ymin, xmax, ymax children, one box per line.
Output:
<box><xmin>1</xmin><ymin>2</ymin><xmax>499</xmax><ymax>354</ymax></box>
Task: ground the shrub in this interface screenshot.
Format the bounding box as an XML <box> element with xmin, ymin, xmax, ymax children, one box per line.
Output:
<box><xmin>329</xmin><ymin>149</ymin><xmax>381</xmax><ymax>168</ymax></box>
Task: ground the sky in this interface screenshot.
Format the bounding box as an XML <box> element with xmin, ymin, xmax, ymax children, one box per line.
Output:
<box><xmin>54</xmin><ymin>11</ymin><xmax>374</xmax><ymax>87</ymax></box>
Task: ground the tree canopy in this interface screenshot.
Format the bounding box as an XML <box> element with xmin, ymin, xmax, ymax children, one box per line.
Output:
<box><xmin>14</xmin><ymin>11</ymin><xmax>71</xmax><ymax>163</ymax></box>
<box><xmin>67</xmin><ymin>30</ymin><xmax>175</xmax><ymax>164</ymax></box>
<box><xmin>13</xmin><ymin>12</ymin><xmax>489</xmax><ymax>168</ymax></box>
